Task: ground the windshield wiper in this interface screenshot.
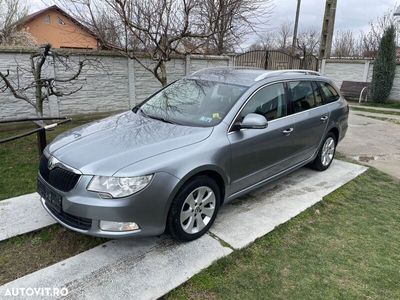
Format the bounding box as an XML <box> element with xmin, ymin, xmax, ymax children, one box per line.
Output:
<box><xmin>138</xmin><ymin>108</ymin><xmax>178</xmax><ymax>125</ymax></box>
<box><xmin>147</xmin><ymin>115</ymin><xmax>176</xmax><ymax>125</ymax></box>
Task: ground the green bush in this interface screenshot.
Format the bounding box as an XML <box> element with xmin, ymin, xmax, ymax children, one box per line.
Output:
<box><xmin>371</xmin><ymin>25</ymin><xmax>397</xmax><ymax>103</ymax></box>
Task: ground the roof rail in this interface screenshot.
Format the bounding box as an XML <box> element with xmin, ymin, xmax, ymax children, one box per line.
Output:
<box><xmin>190</xmin><ymin>66</ymin><xmax>262</xmax><ymax>76</ymax></box>
<box><xmin>254</xmin><ymin>69</ymin><xmax>321</xmax><ymax>81</ymax></box>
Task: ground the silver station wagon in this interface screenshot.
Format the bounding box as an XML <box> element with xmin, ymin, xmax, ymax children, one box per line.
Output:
<box><xmin>38</xmin><ymin>68</ymin><xmax>349</xmax><ymax>241</ymax></box>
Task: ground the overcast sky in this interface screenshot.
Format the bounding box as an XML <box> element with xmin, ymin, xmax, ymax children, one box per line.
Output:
<box><xmin>30</xmin><ymin>0</ymin><xmax>397</xmax><ymax>48</ymax></box>
<box><xmin>242</xmin><ymin>0</ymin><xmax>398</xmax><ymax>48</ymax></box>
<box><xmin>271</xmin><ymin>0</ymin><xmax>395</xmax><ymax>33</ymax></box>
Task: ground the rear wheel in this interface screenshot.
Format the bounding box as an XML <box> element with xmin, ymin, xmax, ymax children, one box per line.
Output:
<box><xmin>167</xmin><ymin>176</ymin><xmax>220</xmax><ymax>242</ymax></box>
<box><xmin>311</xmin><ymin>132</ymin><xmax>337</xmax><ymax>171</ymax></box>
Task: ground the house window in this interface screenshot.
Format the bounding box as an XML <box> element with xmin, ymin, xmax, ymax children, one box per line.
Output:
<box><xmin>57</xmin><ymin>16</ymin><xmax>65</xmax><ymax>25</ymax></box>
<box><xmin>44</xmin><ymin>15</ymin><xmax>51</xmax><ymax>23</ymax></box>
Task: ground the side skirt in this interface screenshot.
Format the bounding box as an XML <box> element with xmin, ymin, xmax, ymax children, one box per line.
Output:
<box><xmin>224</xmin><ymin>154</ymin><xmax>317</xmax><ymax>204</ymax></box>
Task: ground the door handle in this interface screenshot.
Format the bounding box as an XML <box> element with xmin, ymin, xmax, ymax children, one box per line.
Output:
<box><xmin>282</xmin><ymin>128</ymin><xmax>294</xmax><ymax>135</ymax></box>
<box><xmin>320</xmin><ymin>116</ymin><xmax>329</xmax><ymax>122</ymax></box>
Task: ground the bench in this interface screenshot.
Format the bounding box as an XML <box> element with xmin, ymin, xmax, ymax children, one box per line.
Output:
<box><xmin>340</xmin><ymin>81</ymin><xmax>370</xmax><ymax>102</ymax></box>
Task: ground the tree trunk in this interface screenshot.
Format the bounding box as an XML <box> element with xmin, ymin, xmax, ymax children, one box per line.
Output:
<box><xmin>35</xmin><ymin>81</ymin><xmax>43</xmax><ymax>117</ymax></box>
<box><xmin>158</xmin><ymin>61</ymin><xmax>168</xmax><ymax>87</ymax></box>
<box><xmin>34</xmin><ymin>73</ymin><xmax>43</xmax><ymax>117</ymax></box>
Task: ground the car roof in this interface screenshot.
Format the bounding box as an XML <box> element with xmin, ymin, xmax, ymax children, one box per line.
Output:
<box><xmin>186</xmin><ymin>67</ymin><xmax>328</xmax><ymax>87</ymax></box>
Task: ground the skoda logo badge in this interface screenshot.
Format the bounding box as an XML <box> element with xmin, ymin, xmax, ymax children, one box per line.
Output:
<box><xmin>48</xmin><ymin>156</ymin><xmax>57</xmax><ymax>170</ymax></box>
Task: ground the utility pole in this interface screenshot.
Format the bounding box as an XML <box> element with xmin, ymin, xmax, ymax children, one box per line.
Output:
<box><xmin>394</xmin><ymin>6</ymin><xmax>400</xmax><ymax>46</ymax></box>
<box><xmin>319</xmin><ymin>0</ymin><xmax>338</xmax><ymax>58</ymax></box>
<box><xmin>292</xmin><ymin>0</ymin><xmax>301</xmax><ymax>51</ymax></box>
<box><xmin>394</xmin><ymin>5</ymin><xmax>400</xmax><ymax>17</ymax></box>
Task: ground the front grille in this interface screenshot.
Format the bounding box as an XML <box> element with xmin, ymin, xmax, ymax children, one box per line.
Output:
<box><xmin>39</xmin><ymin>155</ymin><xmax>81</xmax><ymax>192</ymax></box>
<box><xmin>45</xmin><ymin>202</ymin><xmax>92</xmax><ymax>230</ymax></box>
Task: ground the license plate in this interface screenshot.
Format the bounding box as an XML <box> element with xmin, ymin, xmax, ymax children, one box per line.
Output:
<box><xmin>37</xmin><ymin>178</ymin><xmax>62</xmax><ymax>213</ymax></box>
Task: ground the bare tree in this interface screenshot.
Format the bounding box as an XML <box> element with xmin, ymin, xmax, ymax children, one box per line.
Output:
<box><xmin>358</xmin><ymin>8</ymin><xmax>398</xmax><ymax>57</ymax></box>
<box><xmin>333</xmin><ymin>30</ymin><xmax>356</xmax><ymax>58</ymax></box>
<box><xmin>201</xmin><ymin>0</ymin><xmax>274</xmax><ymax>54</ymax></box>
<box><xmin>0</xmin><ymin>44</ymin><xmax>101</xmax><ymax>117</ymax></box>
<box><xmin>59</xmin><ymin>0</ymin><xmax>219</xmax><ymax>86</ymax></box>
<box><xmin>277</xmin><ymin>21</ymin><xmax>292</xmax><ymax>50</ymax></box>
<box><xmin>297</xmin><ymin>27</ymin><xmax>320</xmax><ymax>57</ymax></box>
<box><xmin>249</xmin><ymin>31</ymin><xmax>277</xmax><ymax>51</ymax></box>
<box><xmin>88</xmin><ymin>7</ymin><xmax>124</xmax><ymax>50</ymax></box>
<box><xmin>246</xmin><ymin>21</ymin><xmax>292</xmax><ymax>52</ymax></box>
<box><xmin>60</xmin><ymin>0</ymin><xmax>274</xmax><ymax>84</ymax></box>
<box><xmin>0</xmin><ymin>0</ymin><xmax>35</xmax><ymax>47</ymax></box>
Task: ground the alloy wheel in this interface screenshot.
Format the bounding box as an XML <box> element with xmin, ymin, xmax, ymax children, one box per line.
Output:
<box><xmin>180</xmin><ymin>186</ymin><xmax>216</xmax><ymax>234</ymax></box>
<box><xmin>321</xmin><ymin>137</ymin><xmax>335</xmax><ymax>166</ymax></box>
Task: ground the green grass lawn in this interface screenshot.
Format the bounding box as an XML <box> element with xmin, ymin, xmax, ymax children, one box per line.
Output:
<box><xmin>357</xmin><ymin>102</ymin><xmax>400</xmax><ymax>110</ymax></box>
<box><xmin>354</xmin><ymin>114</ymin><xmax>400</xmax><ymax>125</ymax></box>
<box><xmin>167</xmin><ymin>168</ymin><xmax>400</xmax><ymax>300</ymax></box>
<box><xmin>0</xmin><ymin>225</ymin><xmax>106</xmax><ymax>285</ymax></box>
<box><xmin>351</xmin><ymin>106</ymin><xmax>400</xmax><ymax>116</ymax></box>
<box><xmin>0</xmin><ymin>112</ymin><xmax>116</xmax><ymax>200</ymax></box>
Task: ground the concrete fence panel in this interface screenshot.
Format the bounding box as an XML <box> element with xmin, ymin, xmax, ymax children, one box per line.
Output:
<box><xmin>321</xmin><ymin>58</ymin><xmax>400</xmax><ymax>101</ymax></box>
<box><xmin>0</xmin><ymin>49</ymin><xmax>231</xmax><ymax>119</ymax></box>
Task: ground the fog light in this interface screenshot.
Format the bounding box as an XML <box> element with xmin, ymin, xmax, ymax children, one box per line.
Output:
<box><xmin>99</xmin><ymin>221</ymin><xmax>139</xmax><ymax>232</ymax></box>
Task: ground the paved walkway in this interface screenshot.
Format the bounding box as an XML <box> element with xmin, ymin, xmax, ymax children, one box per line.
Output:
<box><xmin>0</xmin><ymin>193</ymin><xmax>55</xmax><ymax>242</ymax></box>
<box><xmin>338</xmin><ymin>111</ymin><xmax>400</xmax><ymax>179</ymax></box>
<box><xmin>0</xmin><ymin>160</ymin><xmax>366</xmax><ymax>300</ymax></box>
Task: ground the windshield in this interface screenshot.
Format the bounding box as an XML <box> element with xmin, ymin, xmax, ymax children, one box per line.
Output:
<box><xmin>138</xmin><ymin>79</ymin><xmax>248</xmax><ymax>127</ymax></box>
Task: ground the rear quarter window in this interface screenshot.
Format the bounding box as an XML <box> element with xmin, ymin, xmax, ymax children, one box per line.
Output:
<box><xmin>319</xmin><ymin>82</ymin><xmax>340</xmax><ymax>104</ymax></box>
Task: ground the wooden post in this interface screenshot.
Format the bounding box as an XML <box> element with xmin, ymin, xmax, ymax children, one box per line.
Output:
<box><xmin>37</xmin><ymin>127</ymin><xmax>47</xmax><ymax>157</ymax></box>
<box><xmin>264</xmin><ymin>51</ymin><xmax>269</xmax><ymax>70</ymax></box>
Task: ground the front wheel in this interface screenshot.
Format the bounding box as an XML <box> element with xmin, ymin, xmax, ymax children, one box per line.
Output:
<box><xmin>311</xmin><ymin>132</ymin><xmax>337</xmax><ymax>171</ymax></box>
<box><xmin>167</xmin><ymin>176</ymin><xmax>220</xmax><ymax>242</ymax></box>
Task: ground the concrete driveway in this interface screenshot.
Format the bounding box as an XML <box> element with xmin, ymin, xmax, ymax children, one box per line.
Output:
<box><xmin>338</xmin><ymin>111</ymin><xmax>400</xmax><ymax>179</ymax></box>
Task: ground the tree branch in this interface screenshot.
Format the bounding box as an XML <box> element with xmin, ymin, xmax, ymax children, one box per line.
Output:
<box><xmin>0</xmin><ymin>69</ymin><xmax>35</xmax><ymax>107</ymax></box>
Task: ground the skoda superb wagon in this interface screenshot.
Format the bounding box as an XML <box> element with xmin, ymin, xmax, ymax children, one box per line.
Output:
<box><xmin>38</xmin><ymin>68</ymin><xmax>348</xmax><ymax>241</ymax></box>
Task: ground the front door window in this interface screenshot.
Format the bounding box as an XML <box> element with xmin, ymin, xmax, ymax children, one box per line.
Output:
<box><xmin>239</xmin><ymin>83</ymin><xmax>287</xmax><ymax>122</ymax></box>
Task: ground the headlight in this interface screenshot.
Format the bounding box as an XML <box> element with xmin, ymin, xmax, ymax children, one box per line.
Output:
<box><xmin>87</xmin><ymin>175</ymin><xmax>153</xmax><ymax>198</ymax></box>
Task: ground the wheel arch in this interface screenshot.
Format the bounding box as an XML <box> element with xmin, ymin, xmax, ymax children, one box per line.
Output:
<box><xmin>168</xmin><ymin>165</ymin><xmax>228</xmax><ymax>208</ymax></box>
<box><xmin>327</xmin><ymin>126</ymin><xmax>339</xmax><ymax>143</ymax></box>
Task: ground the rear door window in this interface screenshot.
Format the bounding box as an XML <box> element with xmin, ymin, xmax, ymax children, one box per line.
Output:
<box><xmin>319</xmin><ymin>82</ymin><xmax>340</xmax><ymax>104</ymax></box>
<box><xmin>288</xmin><ymin>81</ymin><xmax>316</xmax><ymax>113</ymax></box>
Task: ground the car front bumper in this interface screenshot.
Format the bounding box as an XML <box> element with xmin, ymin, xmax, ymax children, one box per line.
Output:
<box><xmin>38</xmin><ymin>171</ymin><xmax>180</xmax><ymax>238</ymax></box>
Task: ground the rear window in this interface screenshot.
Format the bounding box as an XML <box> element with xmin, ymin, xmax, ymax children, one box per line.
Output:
<box><xmin>319</xmin><ymin>82</ymin><xmax>340</xmax><ymax>104</ymax></box>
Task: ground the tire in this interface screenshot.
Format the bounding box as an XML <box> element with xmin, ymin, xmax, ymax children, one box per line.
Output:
<box><xmin>167</xmin><ymin>176</ymin><xmax>221</xmax><ymax>242</ymax></box>
<box><xmin>311</xmin><ymin>132</ymin><xmax>337</xmax><ymax>171</ymax></box>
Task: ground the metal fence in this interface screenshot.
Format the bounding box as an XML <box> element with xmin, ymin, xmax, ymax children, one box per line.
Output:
<box><xmin>0</xmin><ymin>117</ymin><xmax>71</xmax><ymax>157</ymax></box>
<box><xmin>235</xmin><ymin>50</ymin><xmax>319</xmax><ymax>71</ymax></box>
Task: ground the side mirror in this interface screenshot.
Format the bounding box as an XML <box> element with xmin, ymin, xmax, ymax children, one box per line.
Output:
<box><xmin>239</xmin><ymin>113</ymin><xmax>268</xmax><ymax>130</ymax></box>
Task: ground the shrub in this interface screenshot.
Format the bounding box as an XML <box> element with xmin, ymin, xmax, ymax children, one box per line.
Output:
<box><xmin>371</xmin><ymin>25</ymin><xmax>397</xmax><ymax>103</ymax></box>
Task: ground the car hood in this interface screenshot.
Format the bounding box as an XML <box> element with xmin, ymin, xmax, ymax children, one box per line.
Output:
<box><xmin>47</xmin><ymin>111</ymin><xmax>213</xmax><ymax>176</ymax></box>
